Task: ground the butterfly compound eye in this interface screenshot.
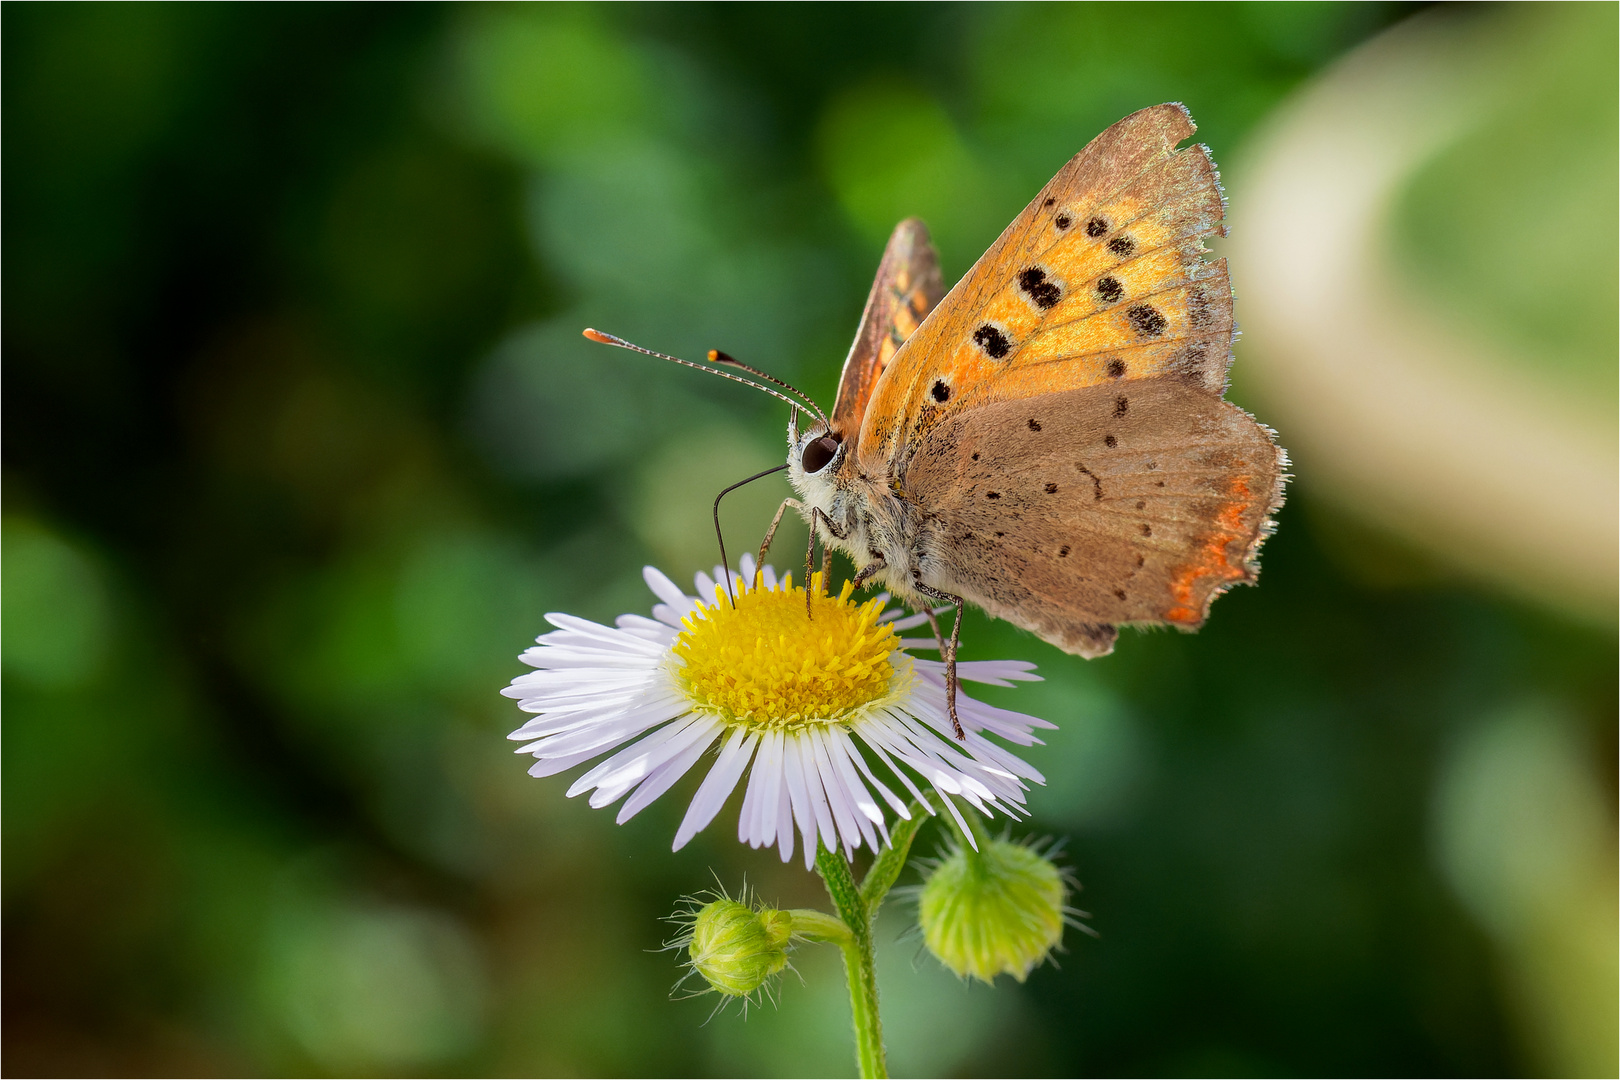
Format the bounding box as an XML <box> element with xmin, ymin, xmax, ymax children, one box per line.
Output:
<box><xmin>801</xmin><ymin>436</ymin><xmax>839</xmax><ymax>474</ymax></box>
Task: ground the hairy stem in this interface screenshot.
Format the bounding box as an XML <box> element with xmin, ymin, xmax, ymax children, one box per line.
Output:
<box><xmin>812</xmin><ymin>800</ymin><xmax>934</xmax><ymax>1079</ymax></box>
<box><xmin>859</xmin><ymin>802</ymin><xmax>930</xmax><ymax>913</ymax></box>
<box><xmin>815</xmin><ymin>845</ymin><xmax>886</xmax><ymax>1079</ymax></box>
<box><xmin>787</xmin><ymin>908</ymin><xmax>852</xmax><ymax>945</ymax></box>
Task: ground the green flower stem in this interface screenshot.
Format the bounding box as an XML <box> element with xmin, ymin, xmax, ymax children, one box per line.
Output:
<box><xmin>812</xmin><ymin>800</ymin><xmax>932</xmax><ymax>1080</ymax></box>
<box><xmin>859</xmin><ymin>802</ymin><xmax>930</xmax><ymax>911</ymax></box>
<box><xmin>815</xmin><ymin>844</ymin><xmax>886</xmax><ymax>1079</ymax></box>
<box><xmin>787</xmin><ymin>909</ymin><xmax>852</xmax><ymax>945</ymax></box>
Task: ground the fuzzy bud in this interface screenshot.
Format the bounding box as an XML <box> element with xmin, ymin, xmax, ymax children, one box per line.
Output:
<box><xmin>918</xmin><ymin>836</ymin><xmax>1067</xmax><ymax>983</ymax></box>
<box><xmin>687</xmin><ymin>898</ymin><xmax>793</xmax><ymax>997</ymax></box>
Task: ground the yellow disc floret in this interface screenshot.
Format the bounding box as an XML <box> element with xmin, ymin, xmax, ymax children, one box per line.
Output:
<box><xmin>672</xmin><ymin>572</ymin><xmax>903</xmax><ymax>729</ymax></box>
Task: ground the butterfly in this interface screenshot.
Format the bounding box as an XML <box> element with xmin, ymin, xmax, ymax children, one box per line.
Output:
<box><xmin>591</xmin><ymin>103</ymin><xmax>1287</xmax><ymax>739</ymax></box>
<box><xmin>772</xmin><ymin>102</ymin><xmax>1286</xmax><ymax>736</ymax></box>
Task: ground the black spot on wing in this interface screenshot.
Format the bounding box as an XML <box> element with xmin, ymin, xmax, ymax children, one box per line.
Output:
<box><xmin>1140</xmin><ymin>523</ymin><xmax>1152</xmax><ymax>537</ymax></box>
<box><xmin>1096</xmin><ymin>276</ymin><xmax>1123</xmax><ymax>304</ymax></box>
<box><xmin>1059</xmin><ymin>545</ymin><xmax>1070</xmax><ymax>558</ymax></box>
<box><xmin>1042</xmin><ymin>197</ymin><xmax>1056</xmax><ymax>207</ymax></box>
<box><xmin>1127</xmin><ymin>304</ymin><xmax>1166</xmax><ymax>336</ymax></box>
<box><xmin>1107</xmin><ymin>359</ymin><xmax>1127</xmax><ymax>378</ymax></box>
<box><xmin>931</xmin><ymin>379</ymin><xmax>950</xmax><ymax>402</ymax></box>
<box><xmin>1027</xmin><ymin>418</ymin><xmax>1041</xmax><ymax>432</ymax></box>
<box><xmin>1017</xmin><ymin>267</ymin><xmax>1062</xmax><ymax>310</ymax></box>
<box><xmin>1086</xmin><ymin>217</ymin><xmax>1108</xmax><ymax>238</ymax></box>
<box><xmin>1044</xmin><ymin>482</ymin><xmax>1058</xmax><ymax>494</ymax></box>
<box><xmin>1104</xmin><ymin>434</ymin><xmax>1117</xmax><ymax>448</ymax></box>
<box><xmin>973</xmin><ymin>324</ymin><xmax>1012</xmax><ymax>359</ymax></box>
<box><xmin>985</xmin><ymin>491</ymin><xmax>1001</xmax><ymax>500</ymax></box>
<box><xmin>1108</xmin><ymin>235</ymin><xmax>1136</xmax><ymax>257</ymax></box>
<box><xmin>1055</xmin><ymin>213</ymin><xmax>1073</xmax><ymax>230</ymax></box>
<box><xmin>1114</xmin><ymin>395</ymin><xmax>1128</xmax><ymax>417</ymax></box>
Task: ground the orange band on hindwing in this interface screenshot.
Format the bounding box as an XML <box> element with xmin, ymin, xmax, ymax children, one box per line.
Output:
<box><xmin>1163</xmin><ymin>475</ymin><xmax>1256</xmax><ymax>625</ymax></box>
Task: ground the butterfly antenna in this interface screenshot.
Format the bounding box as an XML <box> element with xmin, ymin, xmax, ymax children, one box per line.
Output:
<box><xmin>583</xmin><ymin>329</ymin><xmax>824</xmax><ymax>422</ymax></box>
<box><xmin>706</xmin><ymin>350</ymin><xmax>830</xmax><ymax>432</ymax></box>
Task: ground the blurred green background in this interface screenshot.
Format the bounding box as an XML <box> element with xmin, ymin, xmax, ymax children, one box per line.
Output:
<box><xmin>4</xmin><ymin>3</ymin><xmax>1615</xmax><ymax>1076</ymax></box>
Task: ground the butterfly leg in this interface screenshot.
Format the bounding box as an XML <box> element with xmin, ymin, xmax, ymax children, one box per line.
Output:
<box><xmin>804</xmin><ymin>512</ymin><xmax>819</xmax><ymax>614</ymax></box>
<box><xmin>850</xmin><ymin>557</ymin><xmax>885</xmax><ymax>591</ymax></box>
<box><xmin>804</xmin><ymin>507</ymin><xmax>848</xmax><ymax>616</ymax></box>
<box><xmin>756</xmin><ymin>498</ymin><xmax>803</xmax><ymax>567</ymax></box>
<box><xmin>912</xmin><ymin>582</ymin><xmax>965</xmax><ymax>741</ymax></box>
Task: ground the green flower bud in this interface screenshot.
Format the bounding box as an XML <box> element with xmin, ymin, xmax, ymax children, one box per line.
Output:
<box><xmin>918</xmin><ymin>835</ymin><xmax>1069</xmax><ymax>983</ymax></box>
<box><xmin>686</xmin><ymin>898</ymin><xmax>792</xmax><ymax>997</ymax></box>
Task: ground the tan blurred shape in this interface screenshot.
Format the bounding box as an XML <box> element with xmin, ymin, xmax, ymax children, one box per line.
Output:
<box><xmin>1228</xmin><ymin>9</ymin><xmax>1618</xmax><ymax>622</ymax></box>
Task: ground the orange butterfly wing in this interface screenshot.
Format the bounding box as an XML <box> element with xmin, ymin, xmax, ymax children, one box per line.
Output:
<box><xmin>829</xmin><ymin>218</ymin><xmax>944</xmax><ymax>440</ymax></box>
<box><xmin>856</xmin><ymin>103</ymin><xmax>1231</xmax><ymax>460</ymax></box>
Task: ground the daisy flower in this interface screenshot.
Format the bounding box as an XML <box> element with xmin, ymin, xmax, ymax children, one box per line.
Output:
<box><xmin>502</xmin><ymin>555</ymin><xmax>1053</xmax><ymax>869</ymax></box>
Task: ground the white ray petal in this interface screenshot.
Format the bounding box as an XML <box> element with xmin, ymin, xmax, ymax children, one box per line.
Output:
<box><xmin>618</xmin><ymin>716</ymin><xmax>724</xmax><ymax>823</ymax></box>
<box><xmin>675</xmin><ymin>727</ymin><xmax>757</xmax><ymax>850</ymax></box>
<box><xmin>590</xmin><ymin>716</ymin><xmax>717</xmax><ymax>810</ymax></box>
<box><xmin>822</xmin><ymin>728</ymin><xmax>885</xmax><ymax>827</ymax></box>
<box><xmin>776</xmin><ymin>768</ymin><xmax>795</xmax><ymax>863</ymax></box>
<box><xmin>542</xmin><ymin>613</ymin><xmax>669</xmax><ymax>655</ymax></box>
<box><xmin>851</xmin><ymin>719</ymin><xmax>933</xmax><ymax>807</ymax></box>
<box><xmin>813</xmin><ymin>727</ymin><xmax>879</xmax><ymax>853</ymax></box>
<box><xmin>805</xmin><ymin>728</ymin><xmax>865</xmax><ymax>857</ymax></box>
<box><xmin>791</xmin><ymin>734</ymin><xmax>840</xmax><ymax>858</ymax></box>
<box><xmin>528</xmin><ymin>747</ymin><xmax>612</xmax><ymax>778</ymax></box>
<box><xmin>693</xmin><ymin>570</ymin><xmax>718</xmax><ymax>601</ymax></box>
<box><xmin>777</xmin><ymin>732</ymin><xmax>819</xmax><ymax>870</ymax></box>
<box><xmin>832</xmin><ymin>726</ymin><xmax>910</xmax><ymax>819</ymax></box>
<box><xmin>568</xmin><ymin>712</ymin><xmax>707</xmax><ymax>801</ymax></box>
<box><xmin>737</xmin><ymin>745</ymin><xmax>765</xmax><ymax>847</ymax></box>
<box><xmin>882</xmin><ymin>605</ymin><xmax>952</xmax><ymax>630</ymax></box>
<box><xmin>642</xmin><ymin>565</ymin><xmax>690</xmax><ymax>610</ymax></box>
<box><xmin>934</xmin><ymin>790</ymin><xmax>978</xmax><ymax>850</ymax></box>
<box><xmin>756</xmin><ymin>731</ymin><xmax>785</xmax><ymax>853</ymax></box>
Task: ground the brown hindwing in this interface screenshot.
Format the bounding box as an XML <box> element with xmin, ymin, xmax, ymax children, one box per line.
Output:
<box><xmin>905</xmin><ymin>378</ymin><xmax>1285</xmax><ymax>656</ymax></box>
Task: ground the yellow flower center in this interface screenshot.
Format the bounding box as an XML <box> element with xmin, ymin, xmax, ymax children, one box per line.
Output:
<box><xmin>672</xmin><ymin>572</ymin><xmax>902</xmax><ymax>729</ymax></box>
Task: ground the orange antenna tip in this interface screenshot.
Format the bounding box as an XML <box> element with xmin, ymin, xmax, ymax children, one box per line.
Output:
<box><xmin>582</xmin><ymin>328</ymin><xmax>616</xmax><ymax>344</ymax></box>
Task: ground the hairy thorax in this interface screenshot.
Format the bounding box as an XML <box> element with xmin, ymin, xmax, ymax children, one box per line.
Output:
<box><xmin>787</xmin><ymin>448</ymin><xmax>929</xmax><ymax>607</ymax></box>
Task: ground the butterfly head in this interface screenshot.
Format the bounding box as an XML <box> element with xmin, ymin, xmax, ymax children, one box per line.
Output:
<box><xmin>786</xmin><ymin>409</ymin><xmax>846</xmax><ymax>495</ymax></box>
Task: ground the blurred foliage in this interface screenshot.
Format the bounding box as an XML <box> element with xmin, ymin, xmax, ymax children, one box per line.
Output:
<box><xmin>1391</xmin><ymin>1</ymin><xmax>1618</xmax><ymax>403</ymax></box>
<box><xmin>3</xmin><ymin>3</ymin><xmax>1613</xmax><ymax>1077</ymax></box>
